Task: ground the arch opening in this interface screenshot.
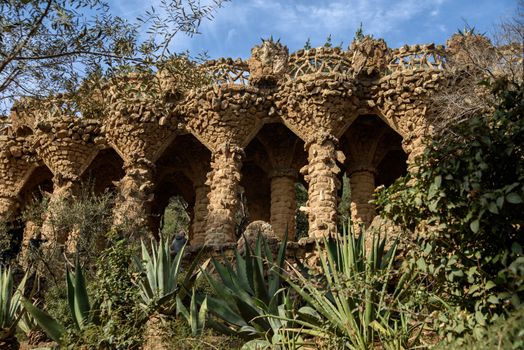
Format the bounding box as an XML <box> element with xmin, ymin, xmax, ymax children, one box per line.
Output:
<box><xmin>154</xmin><ymin>134</ymin><xmax>211</xmax><ymax>245</ymax></box>
<box><xmin>242</xmin><ymin>122</ymin><xmax>307</xmax><ymax>241</ymax></box>
<box><xmin>80</xmin><ymin>148</ymin><xmax>125</xmax><ymax>195</ymax></box>
<box><xmin>339</xmin><ymin>114</ymin><xmax>408</xmax><ymax>228</ymax></box>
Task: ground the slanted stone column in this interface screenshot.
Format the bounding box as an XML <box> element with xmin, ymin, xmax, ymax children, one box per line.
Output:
<box><xmin>302</xmin><ymin>134</ymin><xmax>341</xmax><ymax>238</ymax></box>
<box><xmin>205</xmin><ymin>143</ymin><xmax>244</xmax><ymax>245</ymax></box>
<box><xmin>0</xmin><ymin>135</ymin><xmax>39</xmax><ymax>222</ymax></box>
<box><xmin>269</xmin><ymin>169</ymin><xmax>297</xmax><ymax>240</ymax></box>
<box><xmin>349</xmin><ymin>167</ymin><xmax>376</xmax><ymax>228</ymax></box>
<box><xmin>190</xmin><ymin>182</ymin><xmax>210</xmax><ymax>247</ymax></box>
<box><xmin>33</xmin><ymin>116</ymin><xmax>102</xmax><ymax>249</ymax></box>
<box><xmin>113</xmin><ymin>158</ymin><xmax>156</xmax><ymax>237</ymax></box>
<box><xmin>41</xmin><ymin>174</ymin><xmax>81</xmax><ymax>246</ymax></box>
<box><xmin>0</xmin><ymin>196</ymin><xmax>19</xmax><ymax>222</ymax></box>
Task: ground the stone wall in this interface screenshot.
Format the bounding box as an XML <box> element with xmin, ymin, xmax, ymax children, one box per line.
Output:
<box><xmin>0</xmin><ymin>35</ymin><xmax>480</xmax><ymax>246</ymax></box>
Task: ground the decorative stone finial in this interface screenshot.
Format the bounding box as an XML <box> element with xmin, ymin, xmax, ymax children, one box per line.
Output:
<box><xmin>350</xmin><ymin>36</ymin><xmax>389</xmax><ymax>75</ymax></box>
<box><xmin>248</xmin><ymin>38</ymin><xmax>289</xmax><ymax>87</ymax></box>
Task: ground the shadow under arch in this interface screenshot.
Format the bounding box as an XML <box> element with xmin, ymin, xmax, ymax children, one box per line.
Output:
<box><xmin>339</xmin><ymin>114</ymin><xmax>407</xmax><ymax>227</ymax></box>
<box><xmin>242</xmin><ymin>122</ymin><xmax>308</xmax><ymax>240</ymax></box>
<box><xmin>80</xmin><ymin>147</ymin><xmax>125</xmax><ymax>195</ymax></box>
<box><xmin>153</xmin><ymin>133</ymin><xmax>212</xmax><ymax>244</ymax></box>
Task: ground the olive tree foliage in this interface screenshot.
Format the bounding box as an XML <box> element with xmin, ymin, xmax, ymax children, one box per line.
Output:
<box><xmin>0</xmin><ymin>0</ymin><xmax>230</xmax><ymax>113</ymax></box>
<box><xmin>428</xmin><ymin>1</ymin><xmax>523</xmax><ymax>138</ymax></box>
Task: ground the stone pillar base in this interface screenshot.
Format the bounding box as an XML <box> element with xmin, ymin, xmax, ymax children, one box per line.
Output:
<box><xmin>0</xmin><ymin>196</ymin><xmax>19</xmax><ymax>222</ymax></box>
<box><xmin>112</xmin><ymin>159</ymin><xmax>156</xmax><ymax>239</ymax></box>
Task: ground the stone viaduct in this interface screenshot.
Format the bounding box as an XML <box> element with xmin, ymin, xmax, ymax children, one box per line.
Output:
<box><xmin>0</xmin><ymin>36</ymin><xmax>461</xmax><ymax>250</ymax></box>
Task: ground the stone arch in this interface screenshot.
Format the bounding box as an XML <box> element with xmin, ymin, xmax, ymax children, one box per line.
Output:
<box><xmin>18</xmin><ymin>164</ymin><xmax>54</xmax><ymax>207</ymax></box>
<box><xmin>242</xmin><ymin>122</ymin><xmax>307</xmax><ymax>240</ymax></box>
<box><xmin>154</xmin><ymin>133</ymin><xmax>211</xmax><ymax>245</ymax></box>
<box><xmin>371</xmin><ymin>108</ymin><xmax>406</xmax><ymax>139</ymax></box>
<box><xmin>16</xmin><ymin>164</ymin><xmax>54</xmax><ymax>263</ymax></box>
<box><xmin>151</xmin><ymin>171</ymin><xmax>194</xmax><ymax>238</ymax></box>
<box><xmin>339</xmin><ymin>114</ymin><xmax>407</xmax><ymax>227</ymax></box>
<box><xmin>80</xmin><ymin>147</ymin><xmax>125</xmax><ymax>195</ymax></box>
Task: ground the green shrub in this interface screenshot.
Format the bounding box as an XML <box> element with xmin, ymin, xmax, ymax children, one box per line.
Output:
<box><xmin>86</xmin><ymin>238</ymin><xmax>143</xmax><ymax>349</ymax></box>
<box><xmin>376</xmin><ymin>79</ymin><xmax>524</xmax><ymax>340</ymax></box>
<box><xmin>23</xmin><ymin>185</ymin><xmax>114</xmax><ymax>283</ymax></box>
<box><xmin>437</xmin><ymin>305</ymin><xmax>524</xmax><ymax>350</ymax></box>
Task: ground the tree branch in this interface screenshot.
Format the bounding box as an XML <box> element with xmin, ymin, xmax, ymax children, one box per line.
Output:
<box><xmin>0</xmin><ymin>0</ymin><xmax>54</xmax><ymax>74</ymax></box>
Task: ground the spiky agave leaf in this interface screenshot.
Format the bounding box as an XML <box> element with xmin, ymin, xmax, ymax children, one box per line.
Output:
<box><xmin>280</xmin><ymin>228</ymin><xmax>415</xmax><ymax>349</ymax></box>
<box><xmin>176</xmin><ymin>288</ymin><xmax>208</xmax><ymax>336</ymax></box>
<box><xmin>21</xmin><ymin>300</ymin><xmax>65</xmax><ymax>344</ymax></box>
<box><xmin>134</xmin><ymin>237</ymin><xmax>203</xmax><ymax>315</ymax></box>
<box><xmin>66</xmin><ymin>257</ymin><xmax>90</xmax><ymax>330</ymax></box>
<box><xmin>23</xmin><ymin>259</ymin><xmax>94</xmax><ymax>345</ymax></box>
<box><xmin>0</xmin><ymin>267</ymin><xmax>28</xmax><ymax>341</ymax></box>
<box><xmin>203</xmin><ymin>233</ymin><xmax>289</xmax><ymax>339</ymax></box>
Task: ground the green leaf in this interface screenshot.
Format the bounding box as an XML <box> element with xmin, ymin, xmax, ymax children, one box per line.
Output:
<box><xmin>485</xmin><ymin>280</ymin><xmax>496</xmax><ymax>290</ymax></box>
<box><xmin>475</xmin><ymin>311</ymin><xmax>486</xmax><ymax>326</ymax></box>
<box><xmin>506</xmin><ymin>192</ymin><xmax>523</xmax><ymax>204</ymax></box>
<box><xmin>487</xmin><ymin>202</ymin><xmax>499</xmax><ymax>214</ymax></box>
<box><xmin>241</xmin><ymin>339</ymin><xmax>271</xmax><ymax>350</ymax></box>
<box><xmin>72</xmin><ymin>258</ymin><xmax>90</xmax><ymax>329</ymax></box>
<box><xmin>434</xmin><ymin>175</ymin><xmax>442</xmax><ymax>188</ymax></box>
<box><xmin>22</xmin><ymin>299</ymin><xmax>65</xmax><ymax>344</ymax></box>
<box><xmin>487</xmin><ymin>295</ymin><xmax>499</xmax><ymax>304</ymax></box>
<box><xmin>470</xmin><ymin>219</ymin><xmax>480</xmax><ymax>233</ymax></box>
<box><xmin>496</xmin><ymin>196</ymin><xmax>505</xmax><ymax>208</ymax></box>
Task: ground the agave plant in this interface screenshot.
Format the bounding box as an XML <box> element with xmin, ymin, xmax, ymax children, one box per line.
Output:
<box><xmin>0</xmin><ymin>267</ymin><xmax>27</xmax><ymax>350</ymax></box>
<box><xmin>22</xmin><ymin>257</ymin><xmax>92</xmax><ymax>346</ymax></box>
<box><xmin>282</xmin><ymin>230</ymin><xmax>422</xmax><ymax>350</ymax></box>
<box><xmin>133</xmin><ymin>237</ymin><xmax>202</xmax><ymax>349</ymax></box>
<box><xmin>202</xmin><ymin>233</ymin><xmax>293</xmax><ymax>340</ymax></box>
<box><xmin>176</xmin><ymin>288</ymin><xmax>208</xmax><ymax>337</ymax></box>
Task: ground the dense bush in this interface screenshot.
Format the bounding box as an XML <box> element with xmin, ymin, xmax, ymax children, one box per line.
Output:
<box><xmin>376</xmin><ymin>79</ymin><xmax>524</xmax><ymax>340</ymax></box>
<box><xmin>437</xmin><ymin>305</ymin><xmax>524</xmax><ymax>350</ymax></box>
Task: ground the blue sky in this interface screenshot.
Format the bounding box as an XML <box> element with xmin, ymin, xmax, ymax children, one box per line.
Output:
<box><xmin>112</xmin><ymin>0</ymin><xmax>517</xmax><ymax>59</ymax></box>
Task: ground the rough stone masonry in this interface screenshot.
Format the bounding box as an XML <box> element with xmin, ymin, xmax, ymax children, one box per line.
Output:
<box><xmin>0</xmin><ymin>34</ymin><xmax>486</xmax><ymax>252</ymax></box>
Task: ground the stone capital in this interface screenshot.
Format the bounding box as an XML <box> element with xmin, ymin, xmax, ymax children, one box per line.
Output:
<box><xmin>268</xmin><ymin>168</ymin><xmax>298</xmax><ymax>179</ymax></box>
<box><xmin>305</xmin><ymin>132</ymin><xmax>339</xmax><ymax>150</ymax></box>
<box><xmin>348</xmin><ymin>164</ymin><xmax>377</xmax><ymax>176</ymax></box>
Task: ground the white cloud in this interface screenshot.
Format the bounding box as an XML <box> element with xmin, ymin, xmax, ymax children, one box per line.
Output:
<box><xmin>110</xmin><ymin>0</ymin><xmax>522</xmax><ymax>58</ymax></box>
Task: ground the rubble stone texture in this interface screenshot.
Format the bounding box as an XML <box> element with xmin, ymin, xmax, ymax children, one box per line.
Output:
<box><xmin>0</xmin><ymin>36</ymin><xmax>496</xmax><ymax>246</ymax></box>
<box><xmin>205</xmin><ymin>144</ymin><xmax>244</xmax><ymax>245</ymax></box>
